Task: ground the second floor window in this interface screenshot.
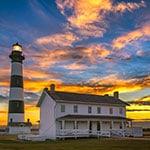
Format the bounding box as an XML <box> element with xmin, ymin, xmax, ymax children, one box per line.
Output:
<box><xmin>109</xmin><ymin>108</ymin><xmax>113</xmax><ymax>114</ymax></box>
<box><xmin>74</xmin><ymin>105</ymin><xmax>78</xmax><ymax>113</ymax></box>
<box><xmin>88</xmin><ymin>106</ymin><xmax>92</xmax><ymax>113</ymax></box>
<box><xmin>97</xmin><ymin>107</ymin><xmax>101</xmax><ymax>114</ymax></box>
<box><xmin>61</xmin><ymin>105</ymin><xmax>65</xmax><ymax>112</ymax></box>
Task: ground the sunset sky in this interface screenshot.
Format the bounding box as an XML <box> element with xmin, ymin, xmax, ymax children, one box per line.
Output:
<box><xmin>0</xmin><ymin>0</ymin><xmax>150</xmax><ymax>125</ymax></box>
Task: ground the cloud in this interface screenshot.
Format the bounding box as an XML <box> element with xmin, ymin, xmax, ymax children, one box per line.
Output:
<box><xmin>24</xmin><ymin>92</ymin><xmax>39</xmax><ymax>103</ymax></box>
<box><xmin>129</xmin><ymin>95</ymin><xmax>150</xmax><ymax>105</ymax></box>
<box><xmin>56</xmin><ymin>0</ymin><xmax>145</xmax><ymax>38</ymax></box>
<box><xmin>63</xmin><ymin>63</ymin><xmax>88</xmax><ymax>70</ymax></box>
<box><xmin>114</xmin><ymin>1</ymin><xmax>145</xmax><ymax>13</ymax></box>
<box><xmin>31</xmin><ymin>44</ymin><xmax>111</xmax><ymax>69</ymax></box>
<box><xmin>112</xmin><ymin>23</ymin><xmax>150</xmax><ymax>49</ymax></box>
<box><xmin>137</xmin><ymin>95</ymin><xmax>150</xmax><ymax>102</ymax></box>
<box><xmin>24</xmin><ymin>68</ymin><xmax>60</xmax><ymax>80</ymax></box>
<box><xmin>0</xmin><ymin>95</ymin><xmax>8</xmax><ymax>103</ymax></box>
<box><xmin>35</xmin><ymin>32</ymin><xmax>79</xmax><ymax>48</ymax></box>
<box><xmin>87</xmin><ymin>74</ymin><xmax>150</xmax><ymax>94</ymax></box>
<box><xmin>127</xmin><ymin>104</ymin><xmax>150</xmax><ymax>113</ymax></box>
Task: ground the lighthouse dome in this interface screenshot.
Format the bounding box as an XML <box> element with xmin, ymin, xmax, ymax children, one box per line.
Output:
<box><xmin>12</xmin><ymin>42</ymin><xmax>22</xmax><ymax>52</ymax></box>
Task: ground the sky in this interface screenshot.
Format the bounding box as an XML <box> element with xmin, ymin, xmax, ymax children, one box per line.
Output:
<box><xmin>0</xmin><ymin>0</ymin><xmax>150</xmax><ymax>125</ymax></box>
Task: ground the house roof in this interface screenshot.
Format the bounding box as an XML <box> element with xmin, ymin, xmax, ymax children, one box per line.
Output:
<box><xmin>57</xmin><ymin>114</ymin><xmax>131</xmax><ymax>121</ymax></box>
<box><xmin>46</xmin><ymin>91</ymin><xmax>129</xmax><ymax>106</ymax></box>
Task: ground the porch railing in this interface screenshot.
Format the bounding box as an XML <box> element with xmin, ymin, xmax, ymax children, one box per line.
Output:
<box><xmin>56</xmin><ymin>129</ymin><xmax>116</xmax><ymax>138</ymax></box>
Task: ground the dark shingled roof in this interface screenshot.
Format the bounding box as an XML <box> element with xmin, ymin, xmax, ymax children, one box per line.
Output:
<box><xmin>46</xmin><ymin>91</ymin><xmax>129</xmax><ymax>106</ymax></box>
<box><xmin>57</xmin><ymin>115</ymin><xmax>131</xmax><ymax>120</ymax></box>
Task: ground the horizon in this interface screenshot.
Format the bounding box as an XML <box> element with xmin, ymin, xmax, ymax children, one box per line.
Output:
<box><xmin>0</xmin><ymin>0</ymin><xmax>150</xmax><ymax>125</ymax></box>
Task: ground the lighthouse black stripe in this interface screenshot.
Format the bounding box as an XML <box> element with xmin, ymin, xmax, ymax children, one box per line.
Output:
<box><xmin>9</xmin><ymin>100</ymin><xmax>24</xmax><ymax>113</ymax></box>
<box><xmin>10</xmin><ymin>75</ymin><xmax>23</xmax><ymax>88</ymax></box>
<box><xmin>9</xmin><ymin>51</ymin><xmax>25</xmax><ymax>63</ymax></box>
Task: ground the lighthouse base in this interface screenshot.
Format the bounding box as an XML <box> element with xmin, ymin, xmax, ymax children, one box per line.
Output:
<box><xmin>7</xmin><ymin>122</ymin><xmax>32</xmax><ymax>135</ymax></box>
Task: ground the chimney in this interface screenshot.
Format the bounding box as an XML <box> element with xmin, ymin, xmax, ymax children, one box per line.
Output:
<box><xmin>27</xmin><ymin>118</ymin><xmax>30</xmax><ymax>123</ymax></box>
<box><xmin>50</xmin><ymin>84</ymin><xmax>55</xmax><ymax>92</ymax></box>
<box><xmin>114</xmin><ymin>91</ymin><xmax>119</xmax><ymax>99</ymax></box>
<box><xmin>44</xmin><ymin>87</ymin><xmax>48</xmax><ymax>91</ymax></box>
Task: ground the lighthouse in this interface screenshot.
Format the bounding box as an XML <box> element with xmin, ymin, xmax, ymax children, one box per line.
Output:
<box><xmin>8</xmin><ymin>43</ymin><xmax>31</xmax><ymax>134</ymax></box>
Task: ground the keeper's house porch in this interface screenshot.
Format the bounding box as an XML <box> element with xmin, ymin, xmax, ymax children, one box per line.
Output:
<box><xmin>56</xmin><ymin>115</ymin><xmax>130</xmax><ymax>138</ymax></box>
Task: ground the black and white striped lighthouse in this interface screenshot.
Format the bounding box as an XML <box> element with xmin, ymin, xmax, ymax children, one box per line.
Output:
<box><xmin>8</xmin><ymin>43</ymin><xmax>25</xmax><ymax>124</ymax></box>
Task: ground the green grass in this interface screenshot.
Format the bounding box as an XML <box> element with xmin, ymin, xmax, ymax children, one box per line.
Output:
<box><xmin>0</xmin><ymin>136</ymin><xmax>150</xmax><ymax>150</ymax></box>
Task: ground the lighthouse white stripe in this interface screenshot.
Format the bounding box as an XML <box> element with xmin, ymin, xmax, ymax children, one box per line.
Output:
<box><xmin>9</xmin><ymin>87</ymin><xmax>23</xmax><ymax>101</ymax></box>
<box><xmin>8</xmin><ymin>113</ymin><xmax>24</xmax><ymax>123</ymax></box>
<box><xmin>11</xmin><ymin>62</ymin><xmax>23</xmax><ymax>76</ymax></box>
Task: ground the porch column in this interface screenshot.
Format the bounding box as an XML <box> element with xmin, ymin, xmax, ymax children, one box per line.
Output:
<box><xmin>61</xmin><ymin>120</ymin><xmax>65</xmax><ymax>139</ymax></box>
<box><xmin>99</xmin><ymin>121</ymin><xmax>102</xmax><ymax>130</ymax></box>
<box><xmin>121</xmin><ymin>121</ymin><xmax>124</xmax><ymax>130</ymax></box>
<box><xmin>87</xmin><ymin>120</ymin><xmax>90</xmax><ymax>130</ymax></box>
<box><xmin>62</xmin><ymin>120</ymin><xmax>65</xmax><ymax>129</ymax></box>
<box><xmin>87</xmin><ymin>120</ymin><xmax>90</xmax><ymax>136</ymax></box>
<box><xmin>121</xmin><ymin>121</ymin><xmax>125</xmax><ymax>137</ymax></box>
<box><xmin>111</xmin><ymin>121</ymin><xmax>114</xmax><ymax>130</ymax></box>
<box><xmin>74</xmin><ymin>120</ymin><xmax>77</xmax><ymax>139</ymax></box>
<box><xmin>74</xmin><ymin>120</ymin><xmax>77</xmax><ymax>129</ymax></box>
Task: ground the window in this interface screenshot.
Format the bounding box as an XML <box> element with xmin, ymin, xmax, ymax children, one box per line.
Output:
<box><xmin>10</xmin><ymin>118</ymin><xmax>13</xmax><ymax>123</ymax></box>
<box><xmin>61</xmin><ymin>105</ymin><xmax>65</xmax><ymax>112</ymax></box>
<box><xmin>119</xmin><ymin>108</ymin><xmax>123</xmax><ymax>115</ymax></box>
<box><xmin>97</xmin><ymin>107</ymin><xmax>101</xmax><ymax>114</ymax></box>
<box><xmin>74</xmin><ymin>105</ymin><xmax>78</xmax><ymax>113</ymax></box>
<box><xmin>109</xmin><ymin>108</ymin><xmax>113</xmax><ymax>114</ymax></box>
<box><xmin>88</xmin><ymin>106</ymin><xmax>92</xmax><ymax>113</ymax></box>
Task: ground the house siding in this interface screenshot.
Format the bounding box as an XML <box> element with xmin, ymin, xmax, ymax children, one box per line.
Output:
<box><xmin>39</xmin><ymin>92</ymin><xmax>56</xmax><ymax>139</ymax></box>
<box><xmin>55</xmin><ymin>103</ymin><xmax>125</xmax><ymax>118</ymax></box>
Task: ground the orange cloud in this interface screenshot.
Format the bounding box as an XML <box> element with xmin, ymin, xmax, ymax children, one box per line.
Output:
<box><xmin>112</xmin><ymin>24</ymin><xmax>150</xmax><ymax>49</ymax></box>
<box><xmin>36</xmin><ymin>32</ymin><xmax>78</xmax><ymax>47</ymax></box>
<box><xmin>24</xmin><ymin>68</ymin><xmax>60</xmax><ymax>80</ymax></box>
<box><xmin>30</xmin><ymin>44</ymin><xmax>111</xmax><ymax>69</ymax></box>
<box><xmin>114</xmin><ymin>1</ymin><xmax>145</xmax><ymax>12</ymax></box>
<box><xmin>63</xmin><ymin>63</ymin><xmax>88</xmax><ymax>70</ymax></box>
<box><xmin>88</xmin><ymin>74</ymin><xmax>150</xmax><ymax>94</ymax></box>
<box><xmin>68</xmin><ymin>0</ymin><xmax>111</xmax><ymax>27</ymax></box>
<box><xmin>24</xmin><ymin>79</ymin><xmax>62</xmax><ymax>92</ymax></box>
<box><xmin>85</xmin><ymin>44</ymin><xmax>111</xmax><ymax>63</ymax></box>
<box><xmin>56</xmin><ymin>0</ymin><xmax>145</xmax><ymax>38</ymax></box>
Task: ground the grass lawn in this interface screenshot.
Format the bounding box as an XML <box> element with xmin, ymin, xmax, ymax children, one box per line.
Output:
<box><xmin>0</xmin><ymin>136</ymin><xmax>150</xmax><ymax>150</ymax></box>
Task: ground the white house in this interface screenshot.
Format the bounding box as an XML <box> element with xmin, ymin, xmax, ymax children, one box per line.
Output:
<box><xmin>37</xmin><ymin>84</ymin><xmax>131</xmax><ymax>139</ymax></box>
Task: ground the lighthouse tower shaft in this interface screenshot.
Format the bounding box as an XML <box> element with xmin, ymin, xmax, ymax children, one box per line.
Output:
<box><xmin>8</xmin><ymin>43</ymin><xmax>25</xmax><ymax>123</ymax></box>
